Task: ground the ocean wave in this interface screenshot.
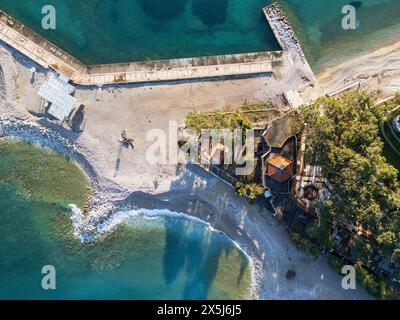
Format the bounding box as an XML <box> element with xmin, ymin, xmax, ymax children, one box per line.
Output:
<box><xmin>68</xmin><ymin>204</ymin><xmax>255</xmax><ymax>272</ymax></box>
<box><xmin>69</xmin><ymin>204</ymin><xmax>226</xmax><ymax>240</ymax></box>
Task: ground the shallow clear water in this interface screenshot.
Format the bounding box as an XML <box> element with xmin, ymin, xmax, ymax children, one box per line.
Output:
<box><xmin>283</xmin><ymin>0</ymin><xmax>400</xmax><ymax>70</ymax></box>
<box><xmin>0</xmin><ymin>139</ymin><xmax>252</xmax><ymax>299</ymax></box>
<box><xmin>0</xmin><ymin>0</ymin><xmax>399</xmax><ymax>68</ymax></box>
<box><xmin>0</xmin><ymin>0</ymin><xmax>281</xmax><ymax>63</ymax></box>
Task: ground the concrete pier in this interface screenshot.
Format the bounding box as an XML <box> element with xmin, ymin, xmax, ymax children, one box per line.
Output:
<box><xmin>0</xmin><ymin>11</ymin><xmax>85</xmax><ymax>77</ymax></box>
<box><xmin>76</xmin><ymin>51</ymin><xmax>281</xmax><ymax>85</ymax></box>
<box><xmin>0</xmin><ymin>4</ymin><xmax>313</xmax><ymax>87</ymax></box>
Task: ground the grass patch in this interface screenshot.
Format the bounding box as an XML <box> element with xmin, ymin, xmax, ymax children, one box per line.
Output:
<box><xmin>355</xmin><ymin>265</ymin><xmax>397</xmax><ymax>299</ymax></box>
<box><xmin>327</xmin><ymin>257</ymin><xmax>397</xmax><ymax>299</ymax></box>
<box><xmin>289</xmin><ymin>231</ymin><xmax>321</xmax><ymax>257</ymax></box>
<box><xmin>241</xmin><ymin>103</ymin><xmax>274</xmax><ymax>112</ymax></box>
<box><xmin>327</xmin><ymin>255</ymin><xmax>345</xmax><ymax>274</ymax></box>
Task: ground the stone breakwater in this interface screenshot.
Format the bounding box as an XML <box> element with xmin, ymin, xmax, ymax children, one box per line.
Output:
<box><xmin>263</xmin><ymin>4</ymin><xmax>307</xmax><ymax>63</ymax></box>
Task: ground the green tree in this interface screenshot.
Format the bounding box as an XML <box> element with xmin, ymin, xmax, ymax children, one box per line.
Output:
<box><xmin>391</xmin><ymin>248</ymin><xmax>400</xmax><ymax>264</ymax></box>
<box><xmin>235</xmin><ymin>182</ymin><xmax>264</xmax><ymax>204</ymax></box>
<box><xmin>185</xmin><ymin>112</ymin><xmax>210</xmax><ymax>133</ymax></box>
<box><xmin>185</xmin><ymin>111</ymin><xmax>252</xmax><ymax>134</ymax></box>
<box><xmin>395</xmin><ymin>91</ymin><xmax>400</xmax><ymax>105</ymax></box>
<box><xmin>300</xmin><ymin>91</ymin><xmax>400</xmax><ymax>273</ymax></box>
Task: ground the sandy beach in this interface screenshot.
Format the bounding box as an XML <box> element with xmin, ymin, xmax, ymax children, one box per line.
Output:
<box><xmin>0</xmin><ymin>117</ymin><xmax>372</xmax><ymax>300</ymax></box>
<box><xmin>0</xmin><ymin>39</ymin><xmax>374</xmax><ymax>299</ymax></box>
<box><xmin>317</xmin><ymin>37</ymin><xmax>400</xmax><ymax>98</ymax></box>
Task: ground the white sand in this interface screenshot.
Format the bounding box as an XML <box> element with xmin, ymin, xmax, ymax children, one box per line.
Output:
<box><xmin>317</xmin><ymin>38</ymin><xmax>400</xmax><ymax>98</ymax></box>
<box><xmin>0</xmin><ymin>42</ymin><xmax>372</xmax><ymax>299</ymax></box>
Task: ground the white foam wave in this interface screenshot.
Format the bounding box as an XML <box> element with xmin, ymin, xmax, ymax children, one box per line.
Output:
<box><xmin>68</xmin><ymin>204</ymin><xmax>248</xmax><ymax>258</ymax></box>
<box><xmin>68</xmin><ymin>204</ymin><xmax>90</xmax><ymax>242</ymax></box>
<box><xmin>68</xmin><ymin>204</ymin><xmax>258</xmax><ymax>297</ymax></box>
<box><xmin>97</xmin><ymin>207</ymin><xmax>218</xmax><ymax>235</ymax></box>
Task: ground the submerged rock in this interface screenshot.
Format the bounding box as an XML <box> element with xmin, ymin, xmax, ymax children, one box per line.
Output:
<box><xmin>286</xmin><ymin>270</ymin><xmax>296</xmax><ymax>280</ymax></box>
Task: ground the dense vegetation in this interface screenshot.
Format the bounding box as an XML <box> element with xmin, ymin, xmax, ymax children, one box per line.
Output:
<box><xmin>300</xmin><ymin>92</ymin><xmax>400</xmax><ymax>297</ymax></box>
<box><xmin>185</xmin><ymin>111</ymin><xmax>252</xmax><ymax>133</ymax></box>
<box><xmin>184</xmin><ymin>110</ymin><xmax>264</xmax><ymax>202</ymax></box>
<box><xmin>235</xmin><ymin>182</ymin><xmax>265</xmax><ymax>204</ymax></box>
<box><xmin>380</xmin><ymin>92</ymin><xmax>400</xmax><ymax>171</ymax></box>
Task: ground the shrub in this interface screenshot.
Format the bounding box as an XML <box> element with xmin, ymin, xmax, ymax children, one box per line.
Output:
<box><xmin>395</xmin><ymin>91</ymin><xmax>400</xmax><ymax>105</ymax></box>
<box><xmin>327</xmin><ymin>256</ymin><xmax>344</xmax><ymax>274</ymax></box>
<box><xmin>289</xmin><ymin>231</ymin><xmax>321</xmax><ymax>257</ymax></box>
<box><xmin>235</xmin><ymin>182</ymin><xmax>264</xmax><ymax>204</ymax></box>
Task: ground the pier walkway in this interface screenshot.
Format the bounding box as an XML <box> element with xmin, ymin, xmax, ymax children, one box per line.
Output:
<box><xmin>76</xmin><ymin>52</ymin><xmax>280</xmax><ymax>86</ymax></box>
<box><xmin>0</xmin><ymin>11</ymin><xmax>85</xmax><ymax>78</ymax></box>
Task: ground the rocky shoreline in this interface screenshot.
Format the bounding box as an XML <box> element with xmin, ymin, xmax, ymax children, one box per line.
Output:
<box><xmin>0</xmin><ymin>116</ymin><xmax>128</xmax><ymax>238</ymax></box>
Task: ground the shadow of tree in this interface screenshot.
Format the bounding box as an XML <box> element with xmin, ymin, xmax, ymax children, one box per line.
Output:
<box><xmin>163</xmin><ymin>214</ymin><xmax>235</xmax><ymax>300</ymax></box>
<box><xmin>119</xmin><ymin>172</ymin><xmax>253</xmax><ymax>299</ymax></box>
<box><xmin>162</xmin><ymin>216</ymin><xmax>190</xmax><ymax>286</ymax></box>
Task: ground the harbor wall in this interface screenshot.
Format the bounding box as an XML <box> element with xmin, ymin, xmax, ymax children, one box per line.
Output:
<box><xmin>0</xmin><ymin>3</ymin><xmax>312</xmax><ymax>86</ymax></box>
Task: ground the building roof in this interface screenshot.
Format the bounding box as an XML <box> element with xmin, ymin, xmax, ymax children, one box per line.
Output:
<box><xmin>266</xmin><ymin>154</ymin><xmax>293</xmax><ymax>183</ymax></box>
<box><xmin>263</xmin><ymin>113</ymin><xmax>297</xmax><ymax>148</ymax></box>
<box><xmin>38</xmin><ymin>73</ymin><xmax>76</xmax><ymax>121</ymax></box>
<box><xmin>267</xmin><ymin>154</ymin><xmax>292</xmax><ymax>169</ymax></box>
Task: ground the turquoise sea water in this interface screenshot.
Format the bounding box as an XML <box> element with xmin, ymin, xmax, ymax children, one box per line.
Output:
<box><xmin>0</xmin><ymin>139</ymin><xmax>252</xmax><ymax>299</ymax></box>
<box><xmin>0</xmin><ymin>0</ymin><xmax>399</xmax><ymax>68</ymax></box>
<box><xmin>282</xmin><ymin>0</ymin><xmax>400</xmax><ymax>70</ymax></box>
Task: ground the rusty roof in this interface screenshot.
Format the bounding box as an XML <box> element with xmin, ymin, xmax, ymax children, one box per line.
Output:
<box><xmin>267</xmin><ymin>154</ymin><xmax>292</xmax><ymax>169</ymax></box>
